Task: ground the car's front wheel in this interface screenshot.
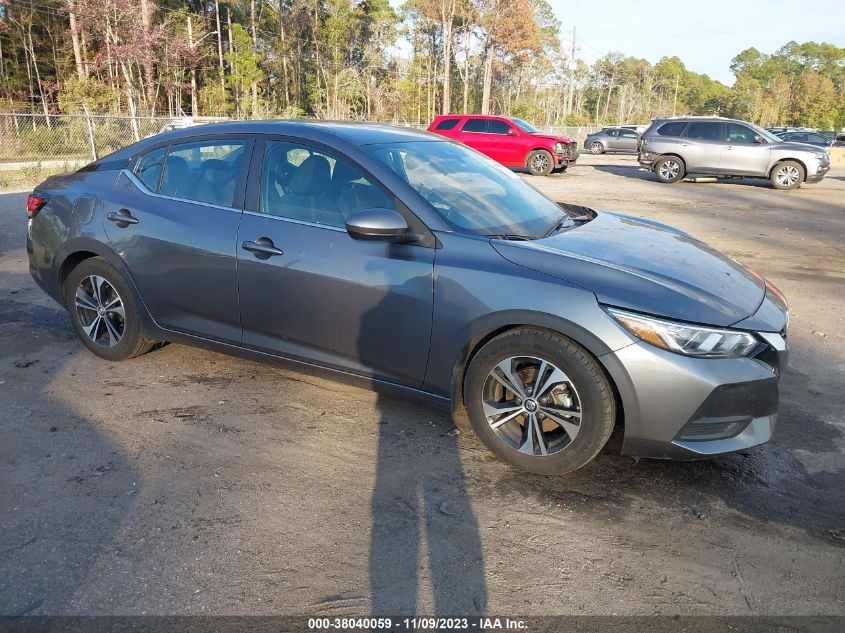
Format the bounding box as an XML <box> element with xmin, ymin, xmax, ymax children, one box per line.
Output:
<box><xmin>64</xmin><ymin>257</ymin><xmax>158</xmax><ymax>361</ymax></box>
<box><xmin>527</xmin><ymin>149</ymin><xmax>554</xmax><ymax>176</ymax></box>
<box><xmin>464</xmin><ymin>328</ymin><xmax>616</xmax><ymax>475</ymax></box>
<box><xmin>654</xmin><ymin>155</ymin><xmax>685</xmax><ymax>183</ymax></box>
<box><xmin>771</xmin><ymin>160</ymin><xmax>805</xmax><ymax>190</ymax></box>
<box><xmin>589</xmin><ymin>141</ymin><xmax>605</xmax><ymax>155</ymax></box>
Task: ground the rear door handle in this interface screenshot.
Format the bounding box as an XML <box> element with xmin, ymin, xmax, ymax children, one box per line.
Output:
<box><xmin>242</xmin><ymin>237</ymin><xmax>284</xmax><ymax>259</ymax></box>
<box><xmin>106</xmin><ymin>210</ymin><xmax>139</xmax><ymax>227</ymax></box>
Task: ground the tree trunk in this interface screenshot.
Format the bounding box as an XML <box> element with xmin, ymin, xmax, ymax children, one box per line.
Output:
<box><xmin>250</xmin><ymin>0</ymin><xmax>258</xmax><ymax>117</ymax></box>
<box><xmin>481</xmin><ymin>43</ymin><xmax>494</xmax><ymax>115</ymax></box>
<box><xmin>187</xmin><ymin>16</ymin><xmax>198</xmax><ymax>115</ymax></box>
<box><xmin>68</xmin><ymin>1</ymin><xmax>85</xmax><ymax>80</ymax></box>
<box><xmin>440</xmin><ymin>0</ymin><xmax>455</xmax><ymax>115</ymax></box>
<box><xmin>215</xmin><ymin>0</ymin><xmax>225</xmax><ymax>89</ymax></box>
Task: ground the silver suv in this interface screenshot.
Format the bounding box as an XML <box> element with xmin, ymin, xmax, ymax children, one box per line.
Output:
<box><xmin>639</xmin><ymin>116</ymin><xmax>831</xmax><ymax>190</ymax></box>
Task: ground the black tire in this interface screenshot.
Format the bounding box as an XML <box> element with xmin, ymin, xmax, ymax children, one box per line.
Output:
<box><xmin>653</xmin><ymin>155</ymin><xmax>685</xmax><ymax>183</ymax></box>
<box><xmin>770</xmin><ymin>160</ymin><xmax>805</xmax><ymax>190</ymax></box>
<box><xmin>463</xmin><ymin>328</ymin><xmax>616</xmax><ymax>475</ymax></box>
<box><xmin>63</xmin><ymin>257</ymin><xmax>157</xmax><ymax>361</ymax></box>
<box><xmin>526</xmin><ymin>149</ymin><xmax>554</xmax><ymax>176</ymax></box>
<box><xmin>589</xmin><ymin>141</ymin><xmax>605</xmax><ymax>155</ymax></box>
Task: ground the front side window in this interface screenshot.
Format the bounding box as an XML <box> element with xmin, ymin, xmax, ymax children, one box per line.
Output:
<box><xmin>726</xmin><ymin>123</ymin><xmax>757</xmax><ymax>144</ymax></box>
<box><xmin>488</xmin><ymin>120</ymin><xmax>513</xmax><ymax>135</ymax></box>
<box><xmin>260</xmin><ymin>140</ymin><xmax>393</xmax><ymax>228</ymax></box>
<box><xmin>462</xmin><ymin>119</ymin><xmax>488</xmax><ymax>133</ymax></box>
<box><xmin>435</xmin><ymin>118</ymin><xmax>461</xmax><ymax>131</ymax></box>
<box><xmin>365</xmin><ymin>140</ymin><xmax>567</xmax><ymax>239</ymax></box>
<box><xmin>159</xmin><ymin>140</ymin><xmax>247</xmax><ymax>207</ymax></box>
<box><xmin>134</xmin><ymin>146</ymin><xmax>167</xmax><ymax>191</ymax></box>
<box><xmin>685</xmin><ymin>122</ymin><xmax>722</xmax><ymax>141</ymax></box>
<box><xmin>657</xmin><ymin>121</ymin><xmax>687</xmax><ymax>137</ymax></box>
<box><xmin>511</xmin><ymin>118</ymin><xmax>539</xmax><ymax>133</ymax></box>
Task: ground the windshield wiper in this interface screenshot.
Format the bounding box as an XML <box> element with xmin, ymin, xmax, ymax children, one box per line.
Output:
<box><xmin>542</xmin><ymin>215</ymin><xmax>574</xmax><ymax>238</ymax></box>
<box><xmin>486</xmin><ymin>233</ymin><xmax>532</xmax><ymax>241</ymax></box>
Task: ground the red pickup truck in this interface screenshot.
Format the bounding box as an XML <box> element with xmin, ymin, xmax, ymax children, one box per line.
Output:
<box><xmin>427</xmin><ymin>114</ymin><xmax>578</xmax><ymax>176</ymax></box>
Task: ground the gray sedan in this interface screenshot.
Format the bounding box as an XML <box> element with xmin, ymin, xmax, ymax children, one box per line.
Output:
<box><xmin>584</xmin><ymin>127</ymin><xmax>640</xmax><ymax>154</ymax></box>
<box><xmin>26</xmin><ymin>122</ymin><xmax>787</xmax><ymax>474</ymax></box>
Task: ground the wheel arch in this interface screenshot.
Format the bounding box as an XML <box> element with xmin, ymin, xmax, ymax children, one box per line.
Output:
<box><xmin>448</xmin><ymin>314</ymin><xmax>627</xmax><ymax>432</ymax></box>
<box><xmin>768</xmin><ymin>157</ymin><xmax>807</xmax><ymax>179</ymax></box>
<box><xmin>525</xmin><ymin>146</ymin><xmax>555</xmax><ymax>167</ymax></box>
<box><xmin>54</xmin><ymin>237</ymin><xmax>161</xmax><ymax>334</ymax></box>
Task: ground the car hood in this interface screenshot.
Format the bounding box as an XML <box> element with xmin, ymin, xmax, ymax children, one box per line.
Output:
<box><xmin>530</xmin><ymin>132</ymin><xmax>576</xmax><ymax>144</ymax></box>
<box><xmin>770</xmin><ymin>141</ymin><xmax>826</xmax><ymax>153</ymax></box>
<box><xmin>491</xmin><ymin>212</ymin><xmax>766</xmax><ymax>327</ymax></box>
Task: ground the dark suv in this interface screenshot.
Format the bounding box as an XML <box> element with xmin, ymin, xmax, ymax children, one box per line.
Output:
<box><xmin>639</xmin><ymin>116</ymin><xmax>830</xmax><ymax>190</ymax></box>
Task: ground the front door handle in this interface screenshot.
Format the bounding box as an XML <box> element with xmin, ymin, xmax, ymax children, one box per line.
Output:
<box><xmin>106</xmin><ymin>209</ymin><xmax>139</xmax><ymax>227</ymax></box>
<box><xmin>242</xmin><ymin>237</ymin><xmax>284</xmax><ymax>259</ymax></box>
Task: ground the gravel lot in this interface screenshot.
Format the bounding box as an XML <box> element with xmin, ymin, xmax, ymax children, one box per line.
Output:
<box><xmin>1</xmin><ymin>154</ymin><xmax>844</xmax><ymax>616</ymax></box>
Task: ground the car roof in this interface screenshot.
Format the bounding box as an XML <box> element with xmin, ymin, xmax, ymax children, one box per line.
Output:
<box><xmin>156</xmin><ymin>120</ymin><xmax>436</xmax><ymax>145</ymax></box>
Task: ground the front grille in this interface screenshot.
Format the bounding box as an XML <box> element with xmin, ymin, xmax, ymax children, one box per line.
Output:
<box><xmin>566</xmin><ymin>142</ymin><xmax>577</xmax><ymax>158</ymax></box>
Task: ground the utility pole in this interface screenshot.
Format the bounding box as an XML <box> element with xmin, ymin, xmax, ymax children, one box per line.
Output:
<box><xmin>566</xmin><ymin>26</ymin><xmax>576</xmax><ymax>117</ymax></box>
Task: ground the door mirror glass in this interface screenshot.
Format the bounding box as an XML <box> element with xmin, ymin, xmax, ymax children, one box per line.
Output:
<box><xmin>753</xmin><ymin>134</ymin><xmax>766</xmax><ymax>144</ymax></box>
<box><xmin>346</xmin><ymin>208</ymin><xmax>409</xmax><ymax>241</ymax></box>
<box><xmin>508</xmin><ymin>128</ymin><xmax>518</xmax><ymax>136</ymax></box>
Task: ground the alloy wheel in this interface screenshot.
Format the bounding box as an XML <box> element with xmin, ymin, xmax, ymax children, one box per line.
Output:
<box><xmin>776</xmin><ymin>165</ymin><xmax>800</xmax><ymax>188</ymax></box>
<box><xmin>482</xmin><ymin>356</ymin><xmax>582</xmax><ymax>456</ymax></box>
<box><xmin>74</xmin><ymin>275</ymin><xmax>126</xmax><ymax>347</ymax></box>
<box><xmin>531</xmin><ymin>153</ymin><xmax>551</xmax><ymax>173</ymax></box>
<box><xmin>658</xmin><ymin>160</ymin><xmax>680</xmax><ymax>180</ymax></box>
<box><xmin>590</xmin><ymin>142</ymin><xmax>603</xmax><ymax>154</ymax></box>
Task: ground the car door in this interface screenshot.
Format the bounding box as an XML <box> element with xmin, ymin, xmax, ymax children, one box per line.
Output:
<box><xmin>604</xmin><ymin>128</ymin><xmax>620</xmax><ymax>149</ymax></box>
<box><xmin>617</xmin><ymin>129</ymin><xmax>640</xmax><ymax>152</ymax></box>
<box><xmin>486</xmin><ymin>118</ymin><xmax>523</xmax><ymax>166</ymax></box>
<box><xmin>102</xmin><ymin>136</ymin><xmax>252</xmax><ymax>343</ymax></box>
<box><xmin>236</xmin><ymin>137</ymin><xmax>434</xmax><ymax>388</ymax></box>
<box><xmin>721</xmin><ymin>122</ymin><xmax>771</xmax><ymax>176</ymax></box>
<box><xmin>680</xmin><ymin>121</ymin><xmax>724</xmax><ymax>172</ymax></box>
<box><xmin>457</xmin><ymin>118</ymin><xmax>493</xmax><ymax>156</ymax></box>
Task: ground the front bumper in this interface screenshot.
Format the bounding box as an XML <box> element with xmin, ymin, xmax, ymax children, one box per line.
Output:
<box><xmin>805</xmin><ymin>161</ymin><xmax>830</xmax><ymax>183</ymax></box>
<box><xmin>601</xmin><ymin>331</ymin><xmax>787</xmax><ymax>460</ymax></box>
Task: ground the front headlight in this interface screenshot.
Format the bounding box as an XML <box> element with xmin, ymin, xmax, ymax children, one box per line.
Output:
<box><xmin>554</xmin><ymin>142</ymin><xmax>564</xmax><ymax>154</ymax></box>
<box><xmin>813</xmin><ymin>152</ymin><xmax>826</xmax><ymax>160</ymax></box>
<box><xmin>606</xmin><ymin>307</ymin><xmax>759</xmax><ymax>358</ymax></box>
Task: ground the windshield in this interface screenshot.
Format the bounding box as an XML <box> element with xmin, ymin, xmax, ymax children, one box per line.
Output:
<box><xmin>511</xmin><ymin>118</ymin><xmax>540</xmax><ymax>134</ymax></box>
<box><xmin>746</xmin><ymin>122</ymin><xmax>782</xmax><ymax>143</ymax></box>
<box><xmin>365</xmin><ymin>140</ymin><xmax>566</xmax><ymax>238</ymax></box>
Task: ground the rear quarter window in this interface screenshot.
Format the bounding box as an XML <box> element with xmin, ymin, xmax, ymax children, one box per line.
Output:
<box><xmin>657</xmin><ymin>121</ymin><xmax>688</xmax><ymax>137</ymax></box>
<box><xmin>133</xmin><ymin>146</ymin><xmax>167</xmax><ymax>192</ymax></box>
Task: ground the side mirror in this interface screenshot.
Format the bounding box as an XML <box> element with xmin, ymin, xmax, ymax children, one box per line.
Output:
<box><xmin>753</xmin><ymin>135</ymin><xmax>766</xmax><ymax>144</ymax></box>
<box><xmin>346</xmin><ymin>208</ymin><xmax>409</xmax><ymax>242</ymax></box>
<box><xmin>508</xmin><ymin>128</ymin><xmax>518</xmax><ymax>136</ymax></box>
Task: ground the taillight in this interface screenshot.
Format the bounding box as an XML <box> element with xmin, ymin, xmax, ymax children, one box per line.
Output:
<box><xmin>26</xmin><ymin>194</ymin><xmax>47</xmax><ymax>219</ymax></box>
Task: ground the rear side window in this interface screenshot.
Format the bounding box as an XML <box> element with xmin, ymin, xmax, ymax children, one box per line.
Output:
<box><xmin>462</xmin><ymin>119</ymin><xmax>487</xmax><ymax>133</ymax></box>
<box><xmin>134</xmin><ymin>146</ymin><xmax>167</xmax><ymax>191</ymax></box>
<box><xmin>435</xmin><ymin>118</ymin><xmax>461</xmax><ymax>131</ymax></box>
<box><xmin>488</xmin><ymin>120</ymin><xmax>512</xmax><ymax>135</ymax></box>
<box><xmin>685</xmin><ymin>122</ymin><xmax>722</xmax><ymax>141</ymax></box>
<box><xmin>160</xmin><ymin>140</ymin><xmax>247</xmax><ymax>207</ymax></box>
<box><xmin>656</xmin><ymin>121</ymin><xmax>687</xmax><ymax>137</ymax></box>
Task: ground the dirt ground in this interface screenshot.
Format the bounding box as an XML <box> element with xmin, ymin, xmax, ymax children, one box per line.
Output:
<box><xmin>1</xmin><ymin>154</ymin><xmax>843</xmax><ymax>617</ymax></box>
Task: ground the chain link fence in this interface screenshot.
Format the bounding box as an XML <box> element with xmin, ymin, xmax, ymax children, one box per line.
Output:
<box><xmin>0</xmin><ymin>112</ymin><xmax>602</xmax><ymax>189</ymax></box>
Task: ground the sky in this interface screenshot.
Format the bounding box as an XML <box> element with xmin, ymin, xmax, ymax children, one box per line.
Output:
<box><xmin>545</xmin><ymin>0</ymin><xmax>845</xmax><ymax>85</ymax></box>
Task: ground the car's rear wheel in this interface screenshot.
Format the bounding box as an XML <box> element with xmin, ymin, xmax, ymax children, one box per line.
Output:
<box><xmin>589</xmin><ymin>141</ymin><xmax>605</xmax><ymax>155</ymax></box>
<box><xmin>771</xmin><ymin>160</ymin><xmax>805</xmax><ymax>190</ymax></box>
<box><xmin>64</xmin><ymin>257</ymin><xmax>157</xmax><ymax>361</ymax></box>
<box><xmin>654</xmin><ymin>156</ymin><xmax>685</xmax><ymax>183</ymax></box>
<box><xmin>464</xmin><ymin>328</ymin><xmax>616</xmax><ymax>475</ymax></box>
<box><xmin>527</xmin><ymin>150</ymin><xmax>554</xmax><ymax>176</ymax></box>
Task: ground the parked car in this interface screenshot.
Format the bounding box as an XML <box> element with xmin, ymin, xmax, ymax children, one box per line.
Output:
<box><xmin>584</xmin><ymin>127</ymin><xmax>641</xmax><ymax>154</ymax></box>
<box><xmin>639</xmin><ymin>116</ymin><xmax>830</xmax><ymax>189</ymax></box>
<box><xmin>775</xmin><ymin>131</ymin><xmax>833</xmax><ymax>150</ymax></box>
<box><xmin>427</xmin><ymin>115</ymin><xmax>578</xmax><ymax>176</ymax></box>
<box><xmin>27</xmin><ymin>121</ymin><xmax>788</xmax><ymax>474</ymax></box>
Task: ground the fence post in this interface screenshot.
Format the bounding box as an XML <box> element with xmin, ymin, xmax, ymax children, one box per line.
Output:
<box><xmin>82</xmin><ymin>105</ymin><xmax>98</xmax><ymax>161</ymax></box>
